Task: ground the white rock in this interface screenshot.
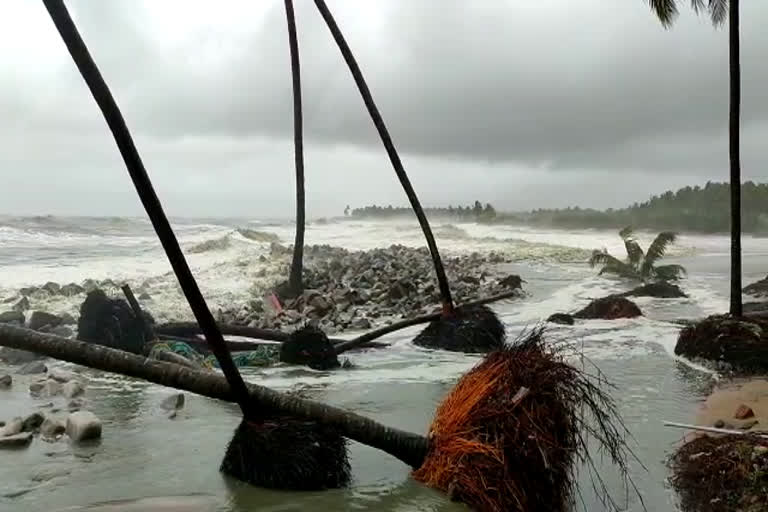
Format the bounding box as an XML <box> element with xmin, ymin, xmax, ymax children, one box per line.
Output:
<box><xmin>48</xmin><ymin>368</ymin><xmax>76</xmax><ymax>383</ymax></box>
<box><xmin>66</xmin><ymin>411</ymin><xmax>102</xmax><ymax>442</ymax></box>
<box><xmin>62</xmin><ymin>380</ymin><xmax>84</xmax><ymax>399</ymax></box>
<box><xmin>0</xmin><ymin>432</ymin><xmax>32</xmax><ymax>448</ymax></box>
<box><xmin>40</xmin><ymin>417</ymin><xmax>66</xmax><ymax>439</ymax></box>
<box><xmin>0</xmin><ymin>417</ymin><xmax>23</xmax><ymax>437</ymax></box>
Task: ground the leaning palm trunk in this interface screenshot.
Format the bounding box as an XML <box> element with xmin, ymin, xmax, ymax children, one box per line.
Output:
<box><xmin>0</xmin><ymin>323</ymin><xmax>641</xmax><ymax>512</ymax></box>
<box><xmin>285</xmin><ymin>0</ymin><xmax>306</xmax><ymax>299</ymax></box>
<box><xmin>728</xmin><ymin>0</ymin><xmax>742</xmax><ymax>317</ymax></box>
<box><xmin>0</xmin><ymin>323</ymin><xmax>427</xmax><ymax>467</ymax></box>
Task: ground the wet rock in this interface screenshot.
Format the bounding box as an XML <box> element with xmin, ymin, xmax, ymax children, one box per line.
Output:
<box><xmin>547</xmin><ymin>313</ymin><xmax>575</xmax><ymax>325</ymax></box>
<box><xmin>744</xmin><ymin>275</ymin><xmax>768</xmax><ymax>298</ymax></box>
<box><xmin>48</xmin><ymin>368</ymin><xmax>76</xmax><ymax>383</ymax></box>
<box><xmin>19</xmin><ymin>286</ymin><xmax>38</xmax><ymax>297</ymax></box>
<box><xmin>59</xmin><ymin>313</ymin><xmax>76</xmax><ymax>325</ymax></box>
<box><xmin>12</xmin><ymin>297</ymin><xmax>30</xmax><ymax>312</ymax></box>
<box><xmin>50</xmin><ymin>325</ymin><xmax>74</xmax><ymax>338</ymax></box>
<box><xmin>0</xmin><ymin>347</ymin><xmax>45</xmax><ymax>365</ymax></box>
<box><xmin>62</xmin><ymin>381</ymin><xmax>85</xmax><ymax>399</ymax></box>
<box><xmin>413</xmin><ymin>304</ymin><xmax>505</xmax><ymax>353</ymax></box>
<box><xmin>350</xmin><ymin>317</ymin><xmax>371</xmax><ymax>330</ymax></box>
<box><xmin>160</xmin><ymin>392</ymin><xmax>185</xmax><ymax>411</ymax></box>
<box><xmin>31</xmin><ymin>380</ymin><xmax>62</xmax><ymax>398</ymax></box>
<box><xmin>29</xmin><ymin>311</ymin><xmax>62</xmax><ymax>331</ymax></box>
<box><xmin>620</xmin><ymin>281</ymin><xmax>687</xmax><ymax>299</ymax></box>
<box><xmin>0</xmin><ymin>310</ymin><xmax>25</xmax><ymax>324</ymax></box>
<box><xmin>77</xmin><ymin>288</ymin><xmax>155</xmax><ymax>355</ymax></box>
<box><xmin>0</xmin><ymin>374</ymin><xmax>11</xmax><ymax>389</ymax></box>
<box><xmin>18</xmin><ymin>360</ymin><xmax>48</xmax><ymax>375</ymax></box>
<box><xmin>40</xmin><ymin>417</ymin><xmax>67</xmax><ymax>439</ymax></box>
<box><xmin>67</xmin><ymin>399</ymin><xmax>85</xmax><ymax>411</ymax></box>
<box><xmin>734</xmin><ymin>404</ymin><xmax>755</xmax><ymax>420</ymax></box>
<box><xmin>280</xmin><ymin>325</ymin><xmax>340</xmax><ymax>370</ymax></box>
<box><xmin>138</xmin><ymin>292</ymin><xmax>152</xmax><ymax>301</ymax></box>
<box><xmin>1</xmin><ymin>417</ymin><xmax>23</xmax><ymax>437</ymax></box>
<box><xmin>0</xmin><ymin>432</ymin><xmax>33</xmax><ymax>448</ymax></box>
<box><xmin>60</xmin><ymin>283</ymin><xmax>85</xmax><ymax>297</ymax></box>
<box><xmin>41</xmin><ymin>282</ymin><xmax>61</xmax><ymax>295</ymax></box>
<box><xmin>675</xmin><ymin>315</ymin><xmax>768</xmax><ymax>372</ymax></box>
<box><xmin>22</xmin><ymin>412</ymin><xmax>45</xmax><ymax>432</ymax></box>
<box><xmin>740</xmin><ymin>419</ymin><xmax>759</xmax><ymax>430</ymax></box>
<box><xmin>498</xmin><ymin>274</ymin><xmax>523</xmax><ymax>290</ymax></box>
<box><xmin>714</xmin><ymin>419</ymin><xmax>726</xmax><ymax>428</ymax></box>
<box><xmin>66</xmin><ymin>411</ymin><xmax>102</xmax><ymax>442</ymax></box>
<box><xmin>573</xmin><ymin>296</ymin><xmax>642</xmax><ymax>320</ymax></box>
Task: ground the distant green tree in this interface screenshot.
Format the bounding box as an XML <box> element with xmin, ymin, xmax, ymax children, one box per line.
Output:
<box><xmin>589</xmin><ymin>226</ymin><xmax>686</xmax><ymax>283</ymax></box>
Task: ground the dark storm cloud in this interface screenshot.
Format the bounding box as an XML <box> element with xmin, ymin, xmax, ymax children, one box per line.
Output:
<box><xmin>44</xmin><ymin>0</ymin><xmax>768</xmax><ymax>174</ymax></box>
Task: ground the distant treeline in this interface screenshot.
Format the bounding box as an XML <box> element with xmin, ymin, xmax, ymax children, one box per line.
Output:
<box><xmin>346</xmin><ymin>182</ymin><xmax>768</xmax><ymax>234</ymax></box>
<box><xmin>502</xmin><ymin>181</ymin><xmax>768</xmax><ymax>234</ymax></box>
<box><xmin>348</xmin><ymin>201</ymin><xmax>497</xmax><ymax>221</ymax></box>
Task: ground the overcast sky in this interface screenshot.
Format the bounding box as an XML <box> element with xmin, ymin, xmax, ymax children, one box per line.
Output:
<box><xmin>1</xmin><ymin>0</ymin><xmax>766</xmax><ymax>218</ymax></box>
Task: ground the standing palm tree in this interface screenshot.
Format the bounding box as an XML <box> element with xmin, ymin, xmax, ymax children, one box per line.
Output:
<box><xmin>646</xmin><ymin>0</ymin><xmax>741</xmax><ymax>316</ymax></box>
<box><xmin>285</xmin><ymin>0</ymin><xmax>306</xmax><ymax>299</ymax></box>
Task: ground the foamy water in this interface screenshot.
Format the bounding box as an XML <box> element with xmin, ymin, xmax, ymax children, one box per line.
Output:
<box><xmin>0</xmin><ymin>215</ymin><xmax>764</xmax><ymax>511</ymax></box>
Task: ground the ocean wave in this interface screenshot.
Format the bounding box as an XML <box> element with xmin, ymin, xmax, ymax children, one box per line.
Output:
<box><xmin>187</xmin><ymin>235</ymin><xmax>233</xmax><ymax>254</ymax></box>
<box><xmin>236</xmin><ymin>228</ymin><xmax>280</xmax><ymax>243</ymax></box>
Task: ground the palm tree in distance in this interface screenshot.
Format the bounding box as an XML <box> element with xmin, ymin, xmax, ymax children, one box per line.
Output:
<box><xmin>646</xmin><ymin>0</ymin><xmax>741</xmax><ymax>316</ymax></box>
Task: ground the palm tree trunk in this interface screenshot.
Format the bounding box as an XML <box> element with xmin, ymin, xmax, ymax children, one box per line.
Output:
<box><xmin>313</xmin><ymin>0</ymin><xmax>455</xmax><ymax>317</ymax></box>
<box><xmin>0</xmin><ymin>324</ymin><xmax>429</xmax><ymax>467</ymax></box>
<box><xmin>729</xmin><ymin>0</ymin><xmax>743</xmax><ymax>317</ymax></box>
<box><xmin>285</xmin><ymin>0</ymin><xmax>306</xmax><ymax>298</ymax></box>
<box><xmin>41</xmin><ymin>0</ymin><xmax>254</xmax><ymax>415</ymax></box>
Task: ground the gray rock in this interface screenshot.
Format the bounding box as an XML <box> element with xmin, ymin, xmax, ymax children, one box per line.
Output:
<box><xmin>0</xmin><ymin>432</ymin><xmax>33</xmax><ymax>448</ymax></box>
<box><xmin>1</xmin><ymin>417</ymin><xmax>23</xmax><ymax>437</ymax></box>
<box><xmin>59</xmin><ymin>313</ymin><xmax>76</xmax><ymax>325</ymax></box>
<box><xmin>50</xmin><ymin>325</ymin><xmax>74</xmax><ymax>338</ymax></box>
<box><xmin>22</xmin><ymin>412</ymin><xmax>45</xmax><ymax>432</ymax></box>
<box><xmin>12</xmin><ymin>296</ymin><xmax>30</xmax><ymax>312</ymax></box>
<box><xmin>40</xmin><ymin>417</ymin><xmax>66</xmax><ymax>439</ymax></box>
<box><xmin>0</xmin><ymin>347</ymin><xmax>44</xmax><ymax>365</ymax></box>
<box><xmin>18</xmin><ymin>361</ymin><xmax>47</xmax><ymax>375</ymax></box>
<box><xmin>160</xmin><ymin>392</ymin><xmax>185</xmax><ymax>411</ymax></box>
<box><xmin>29</xmin><ymin>311</ymin><xmax>62</xmax><ymax>331</ymax></box>
<box><xmin>19</xmin><ymin>286</ymin><xmax>38</xmax><ymax>297</ymax></box>
<box><xmin>41</xmin><ymin>282</ymin><xmax>61</xmax><ymax>294</ymax></box>
<box><xmin>138</xmin><ymin>292</ymin><xmax>152</xmax><ymax>301</ymax></box>
<box><xmin>0</xmin><ymin>310</ymin><xmax>25</xmax><ymax>324</ymax></box>
<box><xmin>60</xmin><ymin>283</ymin><xmax>85</xmax><ymax>297</ymax></box>
<box><xmin>350</xmin><ymin>317</ymin><xmax>372</xmax><ymax>330</ymax></box>
<box><xmin>63</xmin><ymin>380</ymin><xmax>85</xmax><ymax>399</ymax></box>
<box><xmin>48</xmin><ymin>368</ymin><xmax>76</xmax><ymax>383</ymax></box>
<box><xmin>31</xmin><ymin>379</ymin><xmax>62</xmax><ymax>397</ymax></box>
<box><xmin>66</xmin><ymin>411</ymin><xmax>102</xmax><ymax>442</ymax></box>
<box><xmin>67</xmin><ymin>399</ymin><xmax>85</xmax><ymax>411</ymax></box>
<box><xmin>0</xmin><ymin>374</ymin><xmax>11</xmax><ymax>389</ymax></box>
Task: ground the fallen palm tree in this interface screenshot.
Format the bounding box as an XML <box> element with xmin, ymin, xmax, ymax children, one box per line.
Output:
<box><xmin>0</xmin><ymin>323</ymin><xmax>642</xmax><ymax>512</ymax></box>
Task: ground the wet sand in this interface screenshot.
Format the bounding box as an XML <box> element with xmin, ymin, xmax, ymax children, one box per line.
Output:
<box><xmin>693</xmin><ymin>377</ymin><xmax>768</xmax><ymax>433</ymax></box>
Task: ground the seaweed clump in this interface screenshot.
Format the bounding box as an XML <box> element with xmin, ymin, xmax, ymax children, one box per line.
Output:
<box><xmin>412</xmin><ymin>304</ymin><xmax>505</xmax><ymax>353</ymax></box>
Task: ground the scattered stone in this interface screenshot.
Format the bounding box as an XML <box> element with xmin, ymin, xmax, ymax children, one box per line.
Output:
<box><xmin>0</xmin><ymin>432</ymin><xmax>33</xmax><ymax>448</ymax></box>
<box><xmin>12</xmin><ymin>297</ymin><xmax>30</xmax><ymax>312</ymax></box>
<box><xmin>547</xmin><ymin>313</ymin><xmax>575</xmax><ymax>325</ymax></box>
<box><xmin>40</xmin><ymin>417</ymin><xmax>67</xmax><ymax>439</ymax></box>
<box><xmin>60</xmin><ymin>283</ymin><xmax>85</xmax><ymax>296</ymax></box>
<box><xmin>0</xmin><ymin>310</ymin><xmax>25</xmax><ymax>324</ymax></box>
<box><xmin>63</xmin><ymin>380</ymin><xmax>85</xmax><ymax>399</ymax></box>
<box><xmin>498</xmin><ymin>274</ymin><xmax>523</xmax><ymax>290</ymax></box>
<box><xmin>18</xmin><ymin>360</ymin><xmax>48</xmax><ymax>375</ymax></box>
<box><xmin>31</xmin><ymin>380</ymin><xmax>63</xmax><ymax>398</ymax></box>
<box><xmin>350</xmin><ymin>317</ymin><xmax>371</xmax><ymax>330</ymax></box>
<box><xmin>50</xmin><ymin>325</ymin><xmax>74</xmax><ymax>338</ymax></box>
<box><xmin>41</xmin><ymin>282</ymin><xmax>61</xmax><ymax>294</ymax></box>
<box><xmin>160</xmin><ymin>392</ymin><xmax>185</xmax><ymax>411</ymax></box>
<box><xmin>29</xmin><ymin>311</ymin><xmax>63</xmax><ymax>331</ymax></box>
<box><xmin>0</xmin><ymin>347</ymin><xmax>45</xmax><ymax>365</ymax></box>
<box><xmin>59</xmin><ymin>313</ymin><xmax>76</xmax><ymax>325</ymax></box>
<box><xmin>573</xmin><ymin>296</ymin><xmax>642</xmax><ymax>320</ymax></box>
<box><xmin>1</xmin><ymin>417</ymin><xmax>23</xmax><ymax>437</ymax></box>
<box><xmin>66</xmin><ymin>411</ymin><xmax>102</xmax><ymax>442</ymax></box>
<box><xmin>734</xmin><ymin>404</ymin><xmax>755</xmax><ymax>420</ymax></box>
<box><xmin>714</xmin><ymin>419</ymin><xmax>726</xmax><ymax>428</ymax></box>
<box><xmin>620</xmin><ymin>281</ymin><xmax>687</xmax><ymax>299</ymax></box>
<box><xmin>22</xmin><ymin>412</ymin><xmax>45</xmax><ymax>433</ymax></box>
<box><xmin>48</xmin><ymin>368</ymin><xmax>76</xmax><ymax>383</ymax></box>
<box><xmin>0</xmin><ymin>374</ymin><xmax>11</xmax><ymax>389</ymax></box>
<box><xmin>740</xmin><ymin>419</ymin><xmax>759</xmax><ymax>430</ymax></box>
<box><xmin>67</xmin><ymin>399</ymin><xmax>85</xmax><ymax>411</ymax></box>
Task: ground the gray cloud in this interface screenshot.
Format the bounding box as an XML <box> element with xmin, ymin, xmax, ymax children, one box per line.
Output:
<box><xmin>1</xmin><ymin>0</ymin><xmax>767</xmax><ymax>216</ymax></box>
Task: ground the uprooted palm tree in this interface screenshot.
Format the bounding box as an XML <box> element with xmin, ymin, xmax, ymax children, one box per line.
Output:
<box><xmin>589</xmin><ymin>227</ymin><xmax>686</xmax><ymax>283</ymax></box>
<box><xmin>646</xmin><ymin>0</ymin><xmax>741</xmax><ymax>317</ymax></box>
<box><xmin>313</xmin><ymin>0</ymin><xmax>505</xmax><ymax>353</ymax></box>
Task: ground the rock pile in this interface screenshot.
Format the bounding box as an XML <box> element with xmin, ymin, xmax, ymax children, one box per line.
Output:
<box><xmin>221</xmin><ymin>244</ymin><xmax>524</xmax><ymax>333</ymax></box>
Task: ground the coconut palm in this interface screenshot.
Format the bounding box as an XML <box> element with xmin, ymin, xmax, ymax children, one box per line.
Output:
<box><xmin>646</xmin><ymin>0</ymin><xmax>741</xmax><ymax>316</ymax></box>
<box><xmin>285</xmin><ymin>0</ymin><xmax>306</xmax><ymax>299</ymax></box>
<box><xmin>589</xmin><ymin>227</ymin><xmax>686</xmax><ymax>283</ymax></box>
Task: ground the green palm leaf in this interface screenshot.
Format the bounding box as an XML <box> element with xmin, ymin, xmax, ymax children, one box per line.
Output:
<box><xmin>640</xmin><ymin>231</ymin><xmax>677</xmax><ymax>277</ymax></box>
<box><xmin>589</xmin><ymin>250</ymin><xmax>642</xmax><ymax>280</ymax></box>
<box><xmin>618</xmin><ymin>227</ymin><xmax>644</xmax><ymax>268</ymax></box>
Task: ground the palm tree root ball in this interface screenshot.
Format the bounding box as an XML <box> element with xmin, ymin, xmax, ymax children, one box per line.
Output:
<box><xmin>220</xmin><ymin>415</ymin><xmax>350</xmax><ymax>491</ymax></box>
<box><xmin>412</xmin><ymin>304</ymin><xmax>505</xmax><ymax>353</ymax></box>
<box><xmin>413</xmin><ymin>329</ymin><xmax>632</xmax><ymax>512</ymax></box>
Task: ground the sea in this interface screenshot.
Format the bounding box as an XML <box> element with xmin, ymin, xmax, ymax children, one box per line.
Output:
<box><xmin>1</xmin><ymin>215</ymin><xmax>766</xmax><ymax>512</ymax></box>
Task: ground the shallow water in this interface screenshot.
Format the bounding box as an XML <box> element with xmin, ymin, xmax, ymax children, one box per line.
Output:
<box><xmin>0</xmin><ymin>216</ymin><xmax>761</xmax><ymax>511</ymax></box>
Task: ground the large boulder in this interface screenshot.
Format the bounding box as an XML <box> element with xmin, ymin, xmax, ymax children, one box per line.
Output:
<box><xmin>77</xmin><ymin>288</ymin><xmax>155</xmax><ymax>355</ymax></box>
<box><xmin>547</xmin><ymin>313</ymin><xmax>575</xmax><ymax>326</ymax></box>
<box><xmin>675</xmin><ymin>314</ymin><xmax>768</xmax><ymax>372</ymax></box>
<box><xmin>280</xmin><ymin>325</ymin><xmax>340</xmax><ymax>370</ymax></box>
<box><xmin>29</xmin><ymin>311</ymin><xmax>63</xmax><ymax>331</ymax></box>
<box><xmin>412</xmin><ymin>304</ymin><xmax>506</xmax><ymax>353</ymax></box>
<box><xmin>744</xmin><ymin>275</ymin><xmax>768</xmax><ymax>298</ymax></box>
<box><xmin>620</xmin><ymin>281</ymin><xmax>687</xmax><ymax>299</ymax></box>
<box><xmin>0</xmin><ymin>347</ymin><xmax>45</xmax><ymax>365</ymax></box>
<box><xmin>66</xmin><ymin>411</ymin><xmax>102</xmax><ymax>442</ymax></box>
<box><xmin>0</xmin><ymin>310</ymin><xmax>25</xmax><ymax>325</ymax></box>
<box><xmin>573</xmin><ymin>296</ymin><xmax>642</xmax><ymax>320</ymax></box>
